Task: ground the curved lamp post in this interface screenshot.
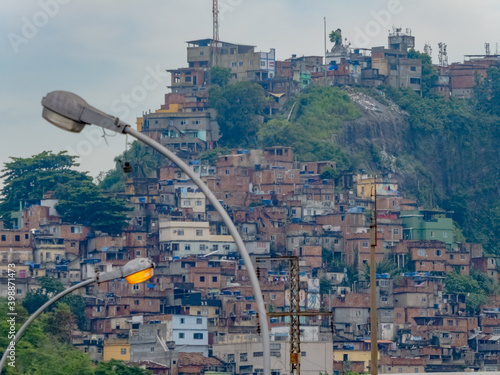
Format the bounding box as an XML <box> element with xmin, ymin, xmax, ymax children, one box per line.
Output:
<box><xmin>41</xmin><ymin>91</ymin><xmax>271</xmax><ymax>375</ymax></box>
<box><xmin>0</xmin><ymin>258</ymin><xmax>154</xmax><ymax>371</ymax></box>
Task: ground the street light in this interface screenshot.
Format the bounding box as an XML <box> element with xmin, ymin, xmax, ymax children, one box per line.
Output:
<box><xmin>41</xmin><ymin>91</ymin><xmax>271</xmax><ymax>375</ymax></box>
<box><xmin>0</xmin><ymin>258</ymin><xmax>154</xmax><ymax>371</ymax></box>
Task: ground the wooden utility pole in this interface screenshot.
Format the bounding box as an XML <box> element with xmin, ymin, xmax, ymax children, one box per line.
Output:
<box><xmin>370</xmin><ymin>188</ymin><xmax>378</xmax><ymax>375</ymax></box>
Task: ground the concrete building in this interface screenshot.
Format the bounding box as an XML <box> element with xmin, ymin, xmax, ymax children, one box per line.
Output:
<box><xmin>186</xmin><ymin>38</ymin><xmax>276</xmax><ymax>82</ymax></box>
<box><xmin>159</xmin><ymin>221</ymin><xmax>236</xmax><ymax>258</ymax></box>
<box><xmin>172</xmin><ymin>315</ymin><xmax>209</xmax><ymax>356</ymax></box>
<box><xmin>213</xmin><ymin>334</ymin><xmax>334</xmax><ymax>375</ymax></box>
<box><xmin>401</xmin><ymin>210</ymin><xmax>454</xmax><ymax>248</ymax></box>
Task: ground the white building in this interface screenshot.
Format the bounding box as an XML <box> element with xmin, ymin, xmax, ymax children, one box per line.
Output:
<box><xmin>159</xmin><ymin>221</ymin><xmax>237</xmax><ymax>258</ymax></box>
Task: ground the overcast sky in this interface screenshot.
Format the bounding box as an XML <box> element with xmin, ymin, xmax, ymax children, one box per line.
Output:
<box><xmin>1</xmin><ymin>0</ymin><xmax>499</xmax><ymax>180</ymax></box>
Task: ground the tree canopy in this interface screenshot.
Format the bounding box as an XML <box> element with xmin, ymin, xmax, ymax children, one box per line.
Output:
<box><xmin>0</xmin><ymin>151</ymin><xmax>90</xmax><ymax>227</ymax></box>
<box><xmin>0</xmin><ymin>299</ymin><xmax>152</xmax><ymax>375</ymax></box>
<box><xmin>257</xmin><ymin>86</ymin><xmax>360</xmax><ymax>169</ymax></box>
<box><xmin>209</xmin><ymin>81</ymin><xmax>267</xmax><ymax>147</ymax></box>
<box><xmin>210</xmin><ymin>66</ymin><xmax>231</xmax><ymax>87</ymax></box>
<box><xmin>55</xmin><ymin>179</ymin><xmax>130</xmax><ymax>235</ymax></box>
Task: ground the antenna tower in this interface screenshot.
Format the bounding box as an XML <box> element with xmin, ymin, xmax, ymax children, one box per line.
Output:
<box><xmin>438</xmin><ymin>42</ymin><xmax>448</xmax><ymax>67</ymax></box>
<box><xmin>424</xmin><ymin>42</ymin><xmax>432</xmax><ymax>58</ymax></box>
<box><xmin>485</xmin><ymin>42</ymin><xmax>491</xmax><ymax>56</ymax></box>
<box><xmin>212</xmin><ymin>0</ymin><xmax>219</xmax><ymax>67</ymax></box>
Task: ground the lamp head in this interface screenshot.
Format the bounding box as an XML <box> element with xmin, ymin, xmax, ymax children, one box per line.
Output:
<box><xmin>122</xmin><ymin>258</ymin><xmax>155</xmax><ymax>284</ymax></box>
<box><xmin>41</xmin><ymin>91</ymin><xmax>88</xmax><ymax>133</ymax></box>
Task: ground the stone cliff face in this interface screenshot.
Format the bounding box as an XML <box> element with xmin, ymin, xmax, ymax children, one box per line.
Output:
<box><xmin>333</xmin><ymin>89</ymin><xmax>499</xmax><ymax>252</ymax></box>
<box><xmin>337</xmin><ymin>92</ymin><xmax>409</xmax><ymax>157</ymax></box>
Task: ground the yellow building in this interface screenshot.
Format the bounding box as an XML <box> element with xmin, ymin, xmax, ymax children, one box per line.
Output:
<box><xmin>334</xmin><ymin>350</ymin><xmax>380</xmax><ymax>372</ymax></box>
<box><xmin>103</xmin><ymin>338</ymin><xmax>130</xmax><ymax>361</ymax></box>
<box><xmin>357</xmin><ymin>174</ymin><xmax>398</xmax><ymax>199</ymax></box>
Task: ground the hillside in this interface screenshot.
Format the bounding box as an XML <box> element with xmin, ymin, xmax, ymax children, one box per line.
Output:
<box><xmin>261</xmin><ymin>84</ymin><xmax>499</xmax><ymax>254</ymax></box>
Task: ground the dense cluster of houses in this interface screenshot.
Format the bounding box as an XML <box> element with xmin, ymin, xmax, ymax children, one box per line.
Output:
<box><xmin>1</xmin><ymin>144</ymin><xmax>499</xmax><ymax>375</ymax></box>
<box><xmin>135</xmin><ymin>29</ymin><xmax>500</xmax><ymax>160</ymax></box>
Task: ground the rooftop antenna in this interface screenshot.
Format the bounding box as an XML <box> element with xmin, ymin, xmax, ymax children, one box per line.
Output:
<box><xmin>212</xmin><ymin>0</ymin><xmax>219</xmax><ymax>66</ymax></box>
<box><xmin>485</xmin><ymin>42</ymin><xmax>491</xmax><ymax>56</ymax></box>
<box><xmin>424</xmin><ymin>42</ymin><xmax>432</xmax><ymax>58</ymax></box>
<box><xmin>438</xmin><ymin>42</ymin><xmax>448</xmax><ymax>67</ymax></box>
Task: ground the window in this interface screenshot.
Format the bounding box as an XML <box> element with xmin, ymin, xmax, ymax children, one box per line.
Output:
<box><xmin>301</xmin><ymin>352</ymin><xmax>306</xmax><ymax>357</ymax></box>
<box><xmin>180</xmin><ymin>318</ymin><xmax>185</xmax><ymax>324</ymax></box>
<box><xmin>1</xmin><ymin>235</ymin><xmax>5</xmax><ymax>241</ymax></box>
<box><xmin>270</xmin><ymin>293</ymin><xmax>276</xmax><ymax>300</ymax></box>
<box><xmin>393</xmin><ymin>228</ymin><xmax>399</xmax><ymax>235</ymax></box>
<box><xmin>223</xmin><ymin>245</ymin><xmax>230</xmax><ymax>250</ymax></box>
<box><xmin>25</xmin><ymin>234</ymin><xmax>29</xmax><ymax>239</ymax></box>
<box><xmin>253</xmin><ymin>352</ymin><xmax>263</xmax><ymax>357</ymax></box>
<box><xmin>362</xmin><ymin>240</ymin><xmax>369</xmax><ymax>248</ymax></box>
<box><xmin>200</xmin><ymin>276</ymin><xmax>205</xmax><ymax>282</ymax></box>
<box><xmin>417</xmin><ymin>249</ymin><xmax>426</xmax><ymax>257</ymax></box>
<box><xmin>213</xmin><ymin>244</ymin><xmax>219</xmax><ymax>250</ymax></box>
<box><xmin>260</xmin><ymin>61</ymin><xmax>266</xmax><ymax>66</ymax></box>
<box><xmin>15</xmin><ymin>235</ymin><xmax>20</xmax><ymax>242</ymax></box>
<box><xmin>240</xmin><ymin>353</ymin><xmax>248</xmax><ymax>362</ymax></box>
<box><xmin>461</xmin><ymin>254</ymin><xmax>465</xmax><ymax>260</ymax></box>
<box><xmin>447</xmin><ymin>319</ymin><xmax>453</xmax><ymax>326</ymax></box>
<box><xmin>178</xmin><ymin>229</ymin><xmax>184</xmax><ymax>236</ymax></box>
<box><xmin>71</xmin><ymin>242</ymin><xmax>76</xmax><ymax>248</ymax></box>
<box><xmin>197</xmin><ymin>318</ymin><xmax>202</xmax><ymax>324</ymax></box>
<box><xmin>179</xmin><ymin>332</ymin><xmax>184</xmax><ymax>339</ymax></box>
<box><xmin>184</xmin><ymin>244</ymin><xmax>191</xmax><ymax>251</ymax></box>
<box><xmin>134</xmin><ymin>300</ymin><xmax>139</xmax><ymax>305</ymax></box>
<box><xmin>184</xmin><ymin>200</ymin><xmax>191</xmax><ymax>206</ymax></box>
<box><xmin>450</xmin><ymin>254</ymin><xmax>454</xmax><ymax>260</ymax></box>
<box><xmin>133</xmin><ymin>284</ymin><xmax>139</xmax><ymax>290</ymax></box>
<box><xmin>443</xmin><ymin>231</ymin><xmax>448</xmax><ymax>238</ymax></box>
<box><xmin>121</xmin><ymin>348</ymin><xmax>126</xmax><ymax>355</ymax></box>
<box><xmin>411</xmin><ymin>66</ymin><xmax>417</xmax><ymax>71</ymax></box>
<box><xmin>200</xmin><ymin>244</ymin><xmax>206</xmax><ymax>251</ymax></box>
<box><xmin>239</xmin><ymin>61</ymin><xmax>244</xmax><ymax>66</ymax></box>
<box><xmin>150</xmin><ymin>347</ymin><xmax>155</xmax><ymax>352</ymax></box>
<box><xmin>195</xmin><ymin>200</ymin><xmax>202</xmax><ymax>206</ymax></box>
<box><xmin>194</xmin><ymin>333</ymin><xmax>203</xmax><ymax>340</ymax></box>
<box><xmin>227</xmin><ymin>353</ymin><xmax>235</xmax><ymax>363</ymax></box>
<box><xmin>435</xmin><ymin>250</ymin><xmax>441</xmax><ymax>256</ymax></box>
<box><xmin>212</xmin><ymin>276</ymin><xmax>217</xmax><ymax>282</ymax></box>
<box><xmin>430</xmin><ymin>231</ymin><xmax>435</xmax><ymax>237</ymax></box>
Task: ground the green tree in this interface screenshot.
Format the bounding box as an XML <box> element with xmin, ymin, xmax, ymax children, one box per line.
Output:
<box><xmin>475</xmin><ymin>67</ymin><xmax>500</xmax><ymax>116</ymax></box>
<box><xmin>320</xmin><ymin>166</ymin><xmax>338</xmax><ymax>180</ymax></box>
<box><xmin>199</xmin><ymin>147</ymin><xmax>231</xmax><ymax>166</ymax></box>
<box><xmin>210</xmin><ymin>66</ymin><xmax>231</xmax><ymax>87</ymax></box>
<box><xmin>94</xmin><ymin>359</ymin><xmax>152</xmax><ymax>375</ymax></box>
<box><xmin>209</xmin><ymin>81</ymin><xmax>267</xmax><ymax>146</ymax></box>
<box><xmin>445</xmin><ymin>271</ymin><xmax>489</xmax><ymax>315</ymax></box>
<box><xmin>329</xmin><ymin>29</ymin><xmax>341</xmax><ymax>45</ymax></box>
<box><xmin>0</xmin><ymin>151</ymin><xmax>90</xmax><ymax>227</ymax></box>
<box><xmin>319</xmin><ymin>276</ymin><xmax>333</xmax><ymax>294</ymax></box>
<box><xmin>0</xmin><ymin>299</ymin><xmax>94</xmax><ymax>375</ymax></box>
<box><xmin>22</xmin><ymin>277</ymin><xmax>87</xmax><ymax>330</ymax></box>
<box><xmin>55</xmin><ymin>180</ymin><xmax>130</xmax><ymax>235</ymax></box>
<box><xmin>408</xmin><ymin>49</ymin><xmax>438</xmax><ymax>96</ymax></box>
<box><xmin>257</xmin><ymin>119</ymin><xmax>299</xmax><ymax>148</ymax></box>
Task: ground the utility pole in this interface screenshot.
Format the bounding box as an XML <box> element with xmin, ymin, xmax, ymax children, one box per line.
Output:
<box><xmin>257</xmin><ymin>256</ymin><xmax>330</xmax><ymax>375</ymax></box>
<box><xmin>370</xmin><ymin>189</ymin><xmax>378</xmax><ymax>375</ymax></box>
<box><xmin>212</xmin><ymin>0</ymin><xmax>219</xmax><ymax>67</ymax></box>
<box><xmin>324</xmin><ymin>17</ymin><xmax>327</xmax><ymax>81</ymax></box>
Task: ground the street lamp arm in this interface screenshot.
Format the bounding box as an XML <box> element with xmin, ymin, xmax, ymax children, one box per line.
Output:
<box><xmin>0</xmin><ymin>278</ymin><xmax>95</xmax><ymax>371</ymax></box>
<box><xmin>125</xmin><ymin>127</ymin><xmax>271</xmax><ymax>375</ymax></box>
